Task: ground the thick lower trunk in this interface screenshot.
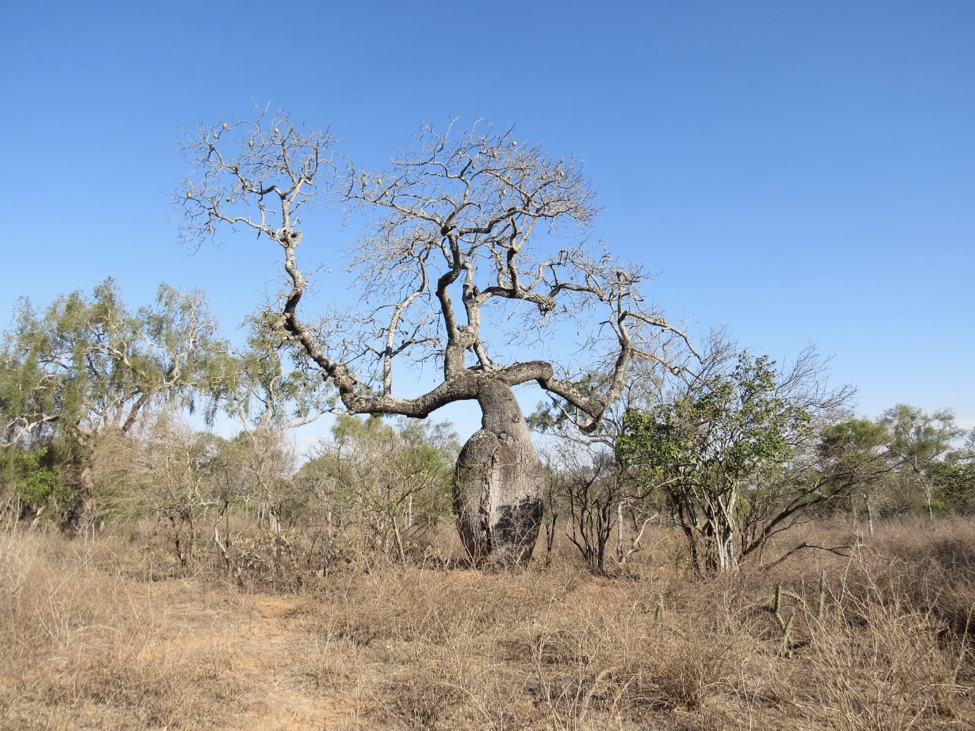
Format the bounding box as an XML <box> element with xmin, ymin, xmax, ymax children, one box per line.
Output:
<box><xmin>63</xmin><ymin>462</ymin><xmax>96</xmax><ymax>534</ymax></box>
<box><xmin>454</xmin><ymin>380</ymin><xmax>543</xmax><ymax>566</ymax></box>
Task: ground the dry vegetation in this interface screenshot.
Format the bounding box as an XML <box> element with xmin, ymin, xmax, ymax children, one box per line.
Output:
<box><xmin>2</xmin><ymin>519</ymin><xmax>974</xmax><ymax>731</ymax></box>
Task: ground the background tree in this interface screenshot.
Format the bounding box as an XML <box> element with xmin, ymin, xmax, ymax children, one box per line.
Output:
<box><xmin>731</xmin><ymin>412</ymin><xmax>894</xmax><ymax>554</ymax></box>
<box><xmin>879</xmin><ymin>404</ymin><xmax>965</xmax><ymax>518</ymax></box>
<box><xmin>0</xmin><ymin>279</ymin><xmax>226</xmax><ymax>530</ymax></box>
<box><xmin>176</xmin><ymin>110</ymin><xmax>692</xmax><ymax>564</ymax></box>
<box><xmin>815</xmin><ymin>417</ymin><xmax>892</xmax><ymax>532</ymax></box>
<box><xmin>928</xmin><ymin>452</ymin><xmax>975</xmax><ymax>515</ymax></box>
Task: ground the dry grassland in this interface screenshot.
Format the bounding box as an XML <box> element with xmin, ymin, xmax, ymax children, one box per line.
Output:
<box><xmin>1</xmin><ymin>520</ymin><xmax>973</xmax><ymax>730</ymax></box>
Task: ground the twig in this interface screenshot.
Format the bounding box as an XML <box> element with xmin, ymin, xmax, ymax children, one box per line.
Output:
<box><xmin>764</xmin><ymin>541</ymin><xmax>851</xmax><ymax>569</ymax></box>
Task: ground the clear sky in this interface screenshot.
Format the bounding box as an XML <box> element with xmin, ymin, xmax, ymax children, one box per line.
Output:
<box><xmin>2</xmin><ymin>0</ymin><xmax>973</xmax><ymax>439</ymax></box>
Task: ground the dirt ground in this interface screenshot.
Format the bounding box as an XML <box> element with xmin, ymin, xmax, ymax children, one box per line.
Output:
<box><xmin>167</xmin><ymin>592</ymin><xmax>351</xmax><ymax>730</ymax></box>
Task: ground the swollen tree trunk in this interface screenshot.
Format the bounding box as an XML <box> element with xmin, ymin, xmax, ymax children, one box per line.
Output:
<box><xmin>454</xmin><ymin>380</ymin><xmax>544</xmax><ymax>566</ymax></box>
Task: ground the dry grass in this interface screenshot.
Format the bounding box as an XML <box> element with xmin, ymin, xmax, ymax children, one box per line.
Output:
<box><xmin>1</xmin><ymin>519</ymin><xmax>973</xmax><ymax>730</ymax></box>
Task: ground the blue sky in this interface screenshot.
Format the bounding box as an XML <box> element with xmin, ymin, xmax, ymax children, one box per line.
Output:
<box><xmin>2</xmin><ymin>0</ymin><xmax>973</xmax><ymax>439</ymax></box>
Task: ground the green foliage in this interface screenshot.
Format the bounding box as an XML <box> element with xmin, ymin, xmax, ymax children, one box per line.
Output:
<box><xmin>928</xmin><ymin>461</ymin><xmax>975</xmax><ymax>514</ymax></box>
<box><xmin>11</xmin><ymin>448</ymin><xmax>62</xmax><ymax>505</ymax></box>
<box><xmin>818</xmin><ymin>418</ymin><xmax>890</xmax><ymax>458</ymax></box>
<box><xmin>811</xmin><ymin>417</ymin><xmax>892</xmax><ymax>519</ymax></box>
<box><xmin>880</xmin><ymin>404</ymin><xmax>964</xmax><ymax>473</ymax></box>
<box><xmin>0</xmin><ymin>445</ymin><xmax>68</xmax><ymax>519</ymax></box>
<box><xmin>619</xmin><ymin>355</ymin><xmax>808</xmax><ymax>483</ymax></box>
<box><xmin>222</xmin><ymin>313</ymin><xmax>334</xmax><ymax>431</ymax></box>
<box><xmin>1</xmin><ymin>279</ymin><xmax>226</xmax><ymax>443</ymax></box>
<box><xmin>877</xmin><ymin>405</ymin><xmax>967</xmax><ymax>516</ymax></box>
<box><xmin>807</xmin><ymin>408</ymin><xmax>975</xmax><ymax>520</ymax></box>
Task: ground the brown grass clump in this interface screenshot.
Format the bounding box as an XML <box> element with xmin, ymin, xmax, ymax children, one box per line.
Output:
<box><xmin>0</xmin><ymin>519</ymin><xmax>973</xmax><ymax>729</ymax></box>
<box><xmin>0</xmin><ymin>531</ymin><xmax>252</xmax><ymax>729</ymax></box>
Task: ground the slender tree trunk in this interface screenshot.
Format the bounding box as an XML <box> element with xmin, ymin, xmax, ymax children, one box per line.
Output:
<box><xmin>453</xmin><ymin>380</ymin><xmax>544</xmax><ymax>566</ymax></box>
<box><xmin>63</xmin><ymin>453</ymin><xmax>96</xmax><ymax>534</ymax></box>
<box><xmin>924</xmin><ymin>481</ymin><xmax>935</xmax><ymax>521</ymax></box>
<box><xmin>713</xmin><ymin>520</ymin><xmax>738</xmax><ymax>572</ymax></box>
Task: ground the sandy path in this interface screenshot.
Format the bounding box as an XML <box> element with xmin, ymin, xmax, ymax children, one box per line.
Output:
<box><xmin>162</xmin><ymin>592</ymin><xmax>370</xmax><ymax>731</ymax></box>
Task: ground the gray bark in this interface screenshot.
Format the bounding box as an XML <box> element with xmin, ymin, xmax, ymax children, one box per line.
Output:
<box><xmin>454</xmin><ymin>380</ymin><xmax>543</xmax><ymax>566</ymax></box>
<box><xmin>63</xmin><ymin>460</ymin><xmax>96</xmax><ymax>534</ymax></box>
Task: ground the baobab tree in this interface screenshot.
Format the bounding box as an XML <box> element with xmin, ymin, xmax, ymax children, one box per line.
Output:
<box><xmin>175</xmin><ymin>109</ymin><xmax>691</xmax><ymax>564</ymax></box>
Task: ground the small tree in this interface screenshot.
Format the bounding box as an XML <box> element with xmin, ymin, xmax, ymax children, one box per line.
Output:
<box><xmin>618</xmin><ymin>349</ymin><xmax>851</xmax><ymax>572</ymax></box>
<box><xmin>936</xmin><ymin>427</ymin><xmax>975</xmax><ymax>514</ymax></box>
<box><xmin>929</xmin><ymin>458</ymin><xmax>975</xmax><ymax>514</ymax></box>
<box><xmin>300</xmin><ymin>415</ymin><xmax>458</xmax><ymax>562</ymax></box>
<box><xmin>129</xmin><ymin>411</ymin><xmax>224</xmax><ymax>567</ymax></box>
<box><xmin>542</xmin><ymin>438</ymin><xmax>636</xmax><ymax>574</ymax></box>
<box><xmin>532</xmin><ymin>369</ymin><xmax>672</xmax><ymax>573</ymax></box>
<box><xmin>815</xmin><ymin>417</ymin><xmax>892</xmax><ymax>532</ymax></box>
<box><xmin>0</xmin><ymin>446</ymin><xmax>63</xmax><ymax>524</ymax></box>
<box><xmin>176</xmin><ymin>110</ymin><xmax>690</xmax><ymax>564</ymax></box>
<box><xmin>220</xmin><ymin>316</ymin><xmax>332</xmax><ymax>535</ymax></box>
